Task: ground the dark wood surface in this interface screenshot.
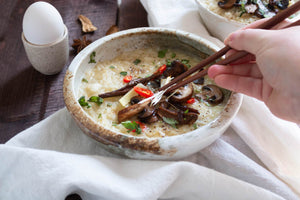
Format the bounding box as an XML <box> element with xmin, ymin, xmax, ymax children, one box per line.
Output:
<box><xmin>0</xmin><ymin>1</ymin><xmax>148</xmax><ymax>199</ymax></box>
<box><xmin>0</xmin><ymin>0</ymin><xmax>148</xmax><ymax>143</ymax></box>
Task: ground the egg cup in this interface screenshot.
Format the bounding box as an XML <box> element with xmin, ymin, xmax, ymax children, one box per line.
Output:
<box><xmin>22</xmin><ymin>25</ymin><xmax>69</xmax><ymax>75</ymax></box>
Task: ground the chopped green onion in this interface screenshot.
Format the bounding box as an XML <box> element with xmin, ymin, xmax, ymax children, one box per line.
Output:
<box><xmin>107</xmin><ymin>103</ymin><xmax>112</xmax><ymax>107</ymax></box>
<box><xmin>98</xmin><ymin>113</ymin><xmax>102</xmax><ymax>119</ymax></box>
<box><xmin>171</xmin><ymin>53</ymin><xmax>176</xmax><ymax>58</ymax></box>
<box><xmin>109</xmin><ymin>66</ymin><xmax>115</xmax><ymax>69</ymax></box>
<box><xmin>193</xmin><ymin>123</ymin><xmax>198</xmax><ymax>130</ymax></box>
<box><xmin>133</xmin><ymin>59</ymin><xmax>141</xmax><ymax>65</ymax></box>
<box><xmin>120</xmin><ymin>71</ymin><xmax>127</xmax><ymax>76</ymax></box>
<box><xmin>181</xmin><ymin>59</ymin><xmax>189</xmax><ymax>64</ymax></box>
<box><xmin>82</xmin><ymin>78</ymin><xmax>88</xmax><ymax>83</ymax></box>
<box><xmin>88</xmin><ymin>96</ymin><xmax>104</xmax><ymax>106</ymax></box>
<box><xmin>184</xmin><ymin>109</ymin><xmax>189</xmax><ymax>114</ymax></box>
<box><xmin>112</xmin><ymin>122</ymin><xmax>118</xmax><ymax>126</ymax></box>
<box><xmin>165</xmin><ymin>59</ymin><xmax>172</xmax><ymax>66</ymax></box>
<box><xmin>158</xmin><ymin>49</ymin><xmax>168</xmax><ymax>58</ymax></box>
<box><xmin>89</xmin><ymin>51</ymin><xmax>96</xmax><ymax>63</ymax></box>
<box><xmin>78</xmin><ymin>96</ymin><xmax>91</xmax><ymax>108</ymax></box>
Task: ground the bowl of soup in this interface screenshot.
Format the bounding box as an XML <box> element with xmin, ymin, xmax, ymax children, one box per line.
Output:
<box><xmin>195</xmin><ymin>0</ymin><xmax>299</xmax><ymax>41</ymax></box>
<box><xmin>63</xmin><ymin>27</ymin><xmax>242</xmax><ymax>160</ymax></box>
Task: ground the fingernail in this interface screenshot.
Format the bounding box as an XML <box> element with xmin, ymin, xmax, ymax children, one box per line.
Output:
<box><xmin>224</xmin><ymin>34</ymin><xmax>234</xmax><ymax>45</ymax></box>
<box><xmin>224</xmin><ymin>31</ymin><xmax>239</xmax><ymax>46</ymax></box>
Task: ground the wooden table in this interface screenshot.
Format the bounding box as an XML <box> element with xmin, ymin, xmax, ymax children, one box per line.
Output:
<box><xmin>0</xmin><ymin>1</ymin><xmax>148</xmax><ymax>198</ymax></box>
<box><xmin>0</xmin><ymin>0</ymin><xmax>148</xmax><ymax>142</ymax></box>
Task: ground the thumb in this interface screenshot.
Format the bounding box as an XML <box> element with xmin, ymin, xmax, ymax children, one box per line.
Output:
<box><xmin>224</xmin><ymin>29</ymin><xmax>269</xmax><ymax>55</ymax></box>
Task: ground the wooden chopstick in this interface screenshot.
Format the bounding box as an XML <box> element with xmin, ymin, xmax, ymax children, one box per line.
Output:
<box><xmin>165</xmin><ymin>18</ymin><xmax>300</xmax><ymax>93</ymax></box>
<box><xmin>160</xmin><ymin>1</ymin><xmax>300</xmax><ymax>93</ymax></box>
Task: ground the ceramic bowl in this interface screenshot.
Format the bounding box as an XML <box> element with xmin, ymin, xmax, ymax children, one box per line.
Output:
<box><xmin>195</xmin><ymin>0</ymin><xmax>245</xmax><ymax>41</ymax></box>
<box><xmin>195</xmin><ymin>0</ymin><xmax>300</xmax><ymax>41</ymax></box>
<box><xmin>63</xmin><ymin>27</ymin><xmax>242</xmax><ymax>160</ymax></box>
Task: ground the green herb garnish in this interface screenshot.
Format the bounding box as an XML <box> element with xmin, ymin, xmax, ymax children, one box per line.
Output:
<box><xmin>171</xmin><ymin>53</ymin><xmax>176</xmax><ymax>58</ymax></box>
<box><xmin>109</xmin><ymin>66</ymin><xmax>115</xmax><ymax>69</ymax></box>
<box><xmin>88</xmin><ymin>96</ymin><xmax>104</xmax><ymax>106</ymax></box>
<box><xmin>184</xmin><ymin>109</ymin><xmax>189</xmax><ymax>114</ymax></box>
<box><xmin>193</xmin><ymin>123</ymin><xmax>198</xmax><ymax>130</ymax></box>
<box><xmin>133</xmin><ymin>59</ymin><xmax>141</xmax><ymax>65</ymax></box>
<box><xmin>165</xmin><ymin>59</ymin><xmax>172</xmax><ymax>66</ymax></box>
<box><xmin>158</xmin><ymin>49</ymin><xmax>168</xmax><ymax>58</ymax></box>
<box><xmin>82</xmin><ymin>78</ymin><xmax>88</xmax><ymax>83</ymax></box>
<box><xmin>112</xmin><ymin>122</ymin><xmax>118</xmax><ymax>126</ymax></box>
<box><xmin>162</xmin><ymin>117</ymin><xmax>178</xmax><ymax>128</ymax></box>
<box><xmin>89</xmin><ymin>51</ymin><xmax>96</xmax><ymax>63</ymax></box>
<box><xmin>181</xmin><ymin>59</ymin><xmax>189</xmax><ymax>64</ymax></box>
<box><xmin>121</xmin><ymin>121</ymin><xmax>142</xmax><ymax>134</ymax></box>
<box><xmin>78</xmin><ymin>96</ymin><xmax>91</xmax><ymax>108</ymax></box>
<box><xmin>239</xmin><ymin>0</ymin><xmax>247</xmax><ymax>17</ymax></box>
<box><xmin>107</xmin><ymin>103</ymin><xmax>112</xmax><ymax>107</ymax></box>
<box><xmin>98</xmin><ymin>113</ymin><xmax>102</xmax><ymax>119</ymax></box>
<box><xmin>120</xmin><ymin>71</ymin><xmax>127</xmax><ymax>76</ymax></box>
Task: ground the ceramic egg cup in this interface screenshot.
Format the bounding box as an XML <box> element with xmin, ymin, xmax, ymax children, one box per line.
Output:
<box><xmin>22</xmin><ymin>25</ymin><xmax>69</xmax><ymax>75</ymax></box>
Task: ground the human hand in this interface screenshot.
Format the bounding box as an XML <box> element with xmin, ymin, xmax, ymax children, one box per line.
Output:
<box><xmin>208</xmin><ymin>20</ymin><xmax>300</xmax><ymax>123</ymax></box>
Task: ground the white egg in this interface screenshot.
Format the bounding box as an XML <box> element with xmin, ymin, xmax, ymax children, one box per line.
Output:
<box><xmin>23</xmin><ymin>1</ymin><xmax>64</xmax><ymax>45</ymax></box>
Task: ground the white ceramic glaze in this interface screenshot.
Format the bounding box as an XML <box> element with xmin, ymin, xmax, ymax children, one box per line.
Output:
<box><xmin>63</xmin><ymin>27</ymin><xmax>243</xmax><ymax>160</ymax></box>
<box><xmin>195</xmin><ymin>0</ymin><xmax>245</xmax><ymax>41</ymax></box>
<box><xmin>22</xmin><ymin>25</ymin><xmax>69</xmax><ymax>75</ymax></box>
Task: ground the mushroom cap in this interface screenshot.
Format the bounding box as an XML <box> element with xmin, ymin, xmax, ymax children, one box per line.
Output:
<box><xmin>218</xmin><ymin>0</ymin><xmax>236</xmax><ymax>9</ymax></box>
<box><xmin>201</xmin><ymin>84</ymin><xmax>224</xmax><ymax>105</ymax></box>
<box><xmin>170</xmin><ymin>83</ymin><xmax>194</xmax><ymax>103</ymax></box>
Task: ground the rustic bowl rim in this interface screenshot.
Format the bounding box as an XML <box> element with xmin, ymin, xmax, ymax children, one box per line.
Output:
<box><xmin>63</xmin><ymin>27</ymin><xmax>243</xmax><ymax>158</ymax></box>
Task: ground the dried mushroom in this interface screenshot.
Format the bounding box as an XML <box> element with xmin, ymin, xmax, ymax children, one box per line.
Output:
<box><xmin>78</xmin><ymin>15</ymin><xmax>98</xmax><ymax>33</ymax></box>
<box><xmin>200</xmin><ymin>84</ymin><xmax>224</xmax><ymax>105</ymax></box>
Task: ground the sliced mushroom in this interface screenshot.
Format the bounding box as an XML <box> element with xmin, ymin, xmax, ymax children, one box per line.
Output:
<box><xmin>170</xmin><ymin>101</ymin><xmax>200</xmax><ymax>114</ymax></box>
<box><xmin>138</xmin><ymin>106</ymin><xmax>158</xmax><ymax>124</ymax></box>
<box><xmin>118</xmin><ymin>100</ymin><xmax>150</xmax><ymax>122</ymax></box>
<box><xmin>193</xmin><ymin>77</ymin><xmax>204</xmax><ymax>85</ymax></box>
<box><xmin>140</xmin><ymin>113</ymin><xmax>159</xmax><ymax>124</ymax></box>
<box><xmin>138</xmin><ymin>106</ymin><xmax>156</xmax><ymax>119</ymax></box>
<box><xmin>270</xmin><ymin>0</ymin><xmax>289</xmax><ymax>9</ymax></box>
<box><xmin>255</xmin><ymin>0</ymin><xmax>276</xmax><ymax>18</ymax></box>
<box><xmin>163</xmin><ymin>60</ymin><xmax>188</xmax><ymax>78</ymax></box>
<box><xmin>130</xmin><ymin>95</ymin><xmax>144</xmax><ymax>105</ymax></box>
<box><xmin>200</xmin><ymin>84</ymin><xmax>224</xmax><ymax>105</ymax></box>
<box><xmin>157</xmin><ymin>106</ymin><xmax>198</xmax><ymax>125</ymax></box>
<box><xmin>218</xmin><ymin>0</ymin><xmax>236</xmax><ymax>9</ymax></box>
<box><xmin>170</xmin><ymin>83</ymin><xmax>193</xmax><ymax>103</ymax></box>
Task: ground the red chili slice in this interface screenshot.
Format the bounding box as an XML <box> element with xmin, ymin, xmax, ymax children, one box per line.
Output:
<box><xmin>187</xmin><ymin>98</ymin><xmax>195</xmax><ymax>104</ymax></box>
<box><xmin>123</xmin><ymin>75</ymin><xmax>132</xmax><ymax>83</ymax></box>
<box><xmin>157</xmin><ymin>64</ymin><xmax>167</xmax><ymax>74</ymax></box>
<box><xmin>134</xmin><ymin>86</ymin><xmax>154</xmax><ymax>98</ymax></box>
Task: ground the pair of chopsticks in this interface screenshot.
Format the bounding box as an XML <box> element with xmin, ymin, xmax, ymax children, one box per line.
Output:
<box><xmin>159</xmin><ymin>1</ymin><xmax>300</xmax><ymax>93</ymax></box>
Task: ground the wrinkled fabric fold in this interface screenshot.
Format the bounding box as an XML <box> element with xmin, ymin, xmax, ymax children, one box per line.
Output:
<box><xmin>0</xmin><ymin>0</ymin><xmax>300</xmax><ymax>199</ymax></box>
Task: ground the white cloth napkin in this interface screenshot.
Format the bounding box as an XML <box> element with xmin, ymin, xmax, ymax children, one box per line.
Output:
<box><xmin>1</xmin><ymin>0</ymin><xmax>300</xmax><ymax>200</ymax></box>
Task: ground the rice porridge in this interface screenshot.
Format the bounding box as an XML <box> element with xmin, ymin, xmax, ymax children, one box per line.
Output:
<box><xmin>201</xmin><ymin>0</ymin><xmax>298</xmax><ymax>24</ymax></box>
<box><xmin>78</xmin><ymin>47</ymin><xmax>230</xmax><ymax>138</ymax></box>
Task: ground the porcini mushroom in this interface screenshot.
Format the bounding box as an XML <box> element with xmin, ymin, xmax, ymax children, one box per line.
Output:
<box><xmin>118</xmin><ymin>100</ymin><xmax>150</xmax><ymax>122</ymax></box>
<box><xmin>218</xmin><ymin>0</ymin><xmax>236</xmax><ymax>9</ymax></box>
<box><xmin>200</xmin><ymin>84</ymin><xmax>224</xmax><ymax>105</ymax></box>
<box><xmin>170</xmin><ymin>83</ymin><xmax>194</xmax><ymax>103</ymax></box>
<box><xmin>163</xmin><ymin>60</ymin><xmax>188</xmax><ymax>78</ymax></box>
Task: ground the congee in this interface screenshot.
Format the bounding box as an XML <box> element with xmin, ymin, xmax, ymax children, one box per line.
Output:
<box><xmin>201</xmin><ymin>0</ymin><xmax>298</xmax><ymax>24</ymax></box>
<box><xmin>78</xmin><ymin>47</ymin><xmax>230</xmax><ymax>138</ymax></box>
